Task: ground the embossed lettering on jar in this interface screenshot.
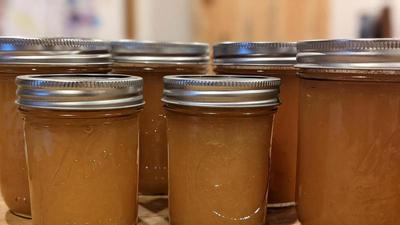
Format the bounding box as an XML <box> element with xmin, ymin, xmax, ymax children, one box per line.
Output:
<box><xmin>296</xmin><ymin>39</ymin><xmax>400</xmax><ymax>225</ymax></box>
<box><xmin>163</xmin><ymin>75</ymin><xmax>280</xmax><ymax>225</ymax></box>
<box><xmin>111</xmin><ymin>41</ymin><xmax>209</xmax><ymax>195</ymax></box>
<box><xmin>213</xmin><ymin>42</ymin><xmax>299</xmax><ymax>211</ymax></box>
<box><xmin>16</xmin><ymin>74</ymin><xmax>143</xmax><ymax>225</ymax></box>
<box><xmin>0</xmin><ymin>37</ymin><xmax>111</xmax><ymax>218</ymax></box>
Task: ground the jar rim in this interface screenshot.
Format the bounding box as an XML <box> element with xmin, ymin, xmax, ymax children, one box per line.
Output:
<box><xmin>213</xmin><ymin>42</ymin><xmax>297</xmax><ymax>66</ymax></box>
<box><xmin>0</xmin><ymin>37</ymin><xmax>111</xmax><ymax>65</ymax></box>
<box><xmin>162</xmin><ymin>74</ymin><xmax>280</xmax><ymax>108</ymax></box>
<box><xmin>297</xmin><ymin>38</ymin><xmax>400</xmax><ymax>70</ymax></box>
<box><xmin>111</xmin><ymin>40</ymin><xmax>209</xmax><ymax>64</ymax></box>
<box><xmin>16</xmin><ymin>74</ymin><xmax>144</xmax><ymax>110</ymax></box>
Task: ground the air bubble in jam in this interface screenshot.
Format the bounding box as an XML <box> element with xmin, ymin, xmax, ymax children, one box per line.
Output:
<box><xmin>84</xmin><ymin>126</ymin><xmax>94</xmax><ymax>134</ymax></box>
<box><xmin>14</xmin><ymin>196</ymin><xmax>27</xmax><ymax>203</ymax></box>
<box><xmin>103</xmin><ymin>150</ymin><xmax>113</xmax><ymax>159</ymax></box>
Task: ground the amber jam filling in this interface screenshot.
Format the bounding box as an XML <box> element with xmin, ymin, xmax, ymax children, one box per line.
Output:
<box><xmin>297</xmin><ymin>68</ymin><xmax>400</xmax><ymax>225</ymax></box>
<box><xmin>166</xmin><ymin>105</ymin><xmax>276</xmax><ymax>225</ymax></box>
<box><xmin>113</xmin><ymin>62</ymin><xmax>207</xmax><ymax>195</ymax></box>
<box><xmin>215</xmin><ymin>65</ymin><xmax>299</xmax><ymax>205</ymax></box>
<box><xmin>21</xmin><ymin>107</ymin><xmax>140</xmax><ymax>225</ymax></box>
<box><xmin>0</xmin><ymin>64</ymin><xmax>110</xmax><ymax>217</ymax></box>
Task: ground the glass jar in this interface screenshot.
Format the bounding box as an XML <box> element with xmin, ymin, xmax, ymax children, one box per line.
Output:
<box><xmin>16</xmin><ymin>74</ymin><xmax>143</xmax><ymax>225</ymax></box>
<box><xmin>213</xmin><ymin>42</ymin><xmax>299</xmax><ymax>210</ymax></box>
<box><xmin>0</xmin><ymin>37</ymin><xmax>111</xmax><ymax>218</ymax></box>
<box><xmin>111</xmin><ymin>41</ymin><xmax>209</xmax><ymax>195</ymax></box>
<box><xmin>296</xmin><ymin>39</ymin><xmax>400</xmax><ymax>225</ymax></box>
<box><xmin>163</xmin><ymin>75</ymin><xmax>280</xmax><ymax>225</ymax></box>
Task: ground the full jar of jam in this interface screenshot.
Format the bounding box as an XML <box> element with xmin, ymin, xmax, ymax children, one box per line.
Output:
<box><xmin>213</xmin><ymin>42</ymin><xmax>299</xmax><ymax>209</ymax></box>
<box><xmin>111</xmin><ymin>41</ymin><xmax>209</xmax><ymax>195</ymax></box>
<box><xmin>163</xmin><ymin>75</ymin><xmax>280</xmax><ymax>225</ymax></box>
<box><xmin>16</xmin><ymin>74</ymin><xmax>143</xmax><ymax>225</ymax></box>
<box><xmin>0</xmin><ymin>37</ymin><xmax>111</xmax><ymax>218</ymax></box>
<box><xmin>296</xmin><ymin>39</ymin><xmax>400</xmax><ymax>225</ymax></box>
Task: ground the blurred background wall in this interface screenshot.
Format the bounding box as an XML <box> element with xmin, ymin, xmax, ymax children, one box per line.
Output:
<box><xmin>0</xmin><ymin>0</ymin><xmax>397</xmax><ymax>42</ymax></box>
<box><xmin>0</xmin><ymin>0</ymin><xmax>125</xmax><ymax>39</ymax></box>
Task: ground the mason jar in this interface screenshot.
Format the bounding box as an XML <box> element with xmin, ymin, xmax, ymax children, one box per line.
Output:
<box><xmin>163</xmin><ymin>75</ymin><xmax>280</xmax><ymax>225</ymax></box>
<box><xmin>0</xmin><ymin>37</ymin><xmax>111</xmax><ymax>218</ymax></box>
<box><xmin>16</xmin><ymin>74</ymin><xmax>143</xmax><ymax>225</ymax></box>
<box><xmin>111</xmin><ymin>41</ymin><xmax>209</xmax><ymax>195</ymax></box>
<box><xmin>296</xmin><ymin>39</ymin><xmax>400</xmax><ymax>225</ymax></box>
<box><xmin>213</xmin><ymin>42</ymin><xmax>299</xmax><ymax>211</ymax></box>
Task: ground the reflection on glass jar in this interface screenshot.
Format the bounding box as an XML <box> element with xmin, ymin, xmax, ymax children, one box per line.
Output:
<box><xmin>163</xmin><ymin>75</ymin><xmax>280</xmax><ymax>225</ymax></box>
<box><xmin>213</xmin><ymin>42</ymin><xmax>298</xmax><ymax>209</ymax></box>
<box><xmin>296</xmin><ymin>39</ymin><xmax>400</xmax><ymax>225</ymax></box>
<box><xmin>16</xmin><ymin>74</ymin><xmax>143</xmax><ymax>225</ymax></box>
<box><xmin>0</xmin><ymin>37</ymin><xmax>111</xmax><ymax>218</ymax></box>
<box><xmin>111</xmin><ymin>41</ymin><xmax>209</xmax><ymax>195</ymax></box>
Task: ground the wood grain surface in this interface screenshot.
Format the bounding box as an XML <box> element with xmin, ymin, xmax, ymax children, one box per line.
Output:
<box><xmin>191</xmin><ymin>0</ymin><xmax>329</xmax><ymax>43</ymax></box>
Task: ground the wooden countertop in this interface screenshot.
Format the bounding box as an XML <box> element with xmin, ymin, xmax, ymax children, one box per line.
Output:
<box><xmin>0</xmin><ymin>194</ymin><xmax>300</xmax><ymax>225</ymax></box>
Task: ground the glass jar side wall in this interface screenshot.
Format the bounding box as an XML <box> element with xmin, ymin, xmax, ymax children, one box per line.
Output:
<box><xmin>165</xmin><ymin>105</ymin><xmax>276</xmax><ymax>225</ymax></box>
<box><xmin>0</xmin><ymin>64</ymin><xmax>111</xmax><ymax>217</ymax></box>
<box><xmin>297</xmin><ymin>69</ymin><xmax>400</xmax><ymax>225</ymax></box>
<box><xmin>112</xmin><ymin>63</ymin><xmax>207</xmax><ymax>195</ymax></box>
<box><xmin>214</xmin><ymin>65</ymin><xmax>299</xmax><ymax>205</ymax></box>
<box><xmin>20</xmin><ymin>107</ymin><xmax>140</xmax><ymax>225</ymax></box>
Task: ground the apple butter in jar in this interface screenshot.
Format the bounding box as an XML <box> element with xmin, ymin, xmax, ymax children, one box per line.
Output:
<box><xmin>296</xmin><ymin>39</ymin><xmax>400</xmax><ymax>225</ymax></box>
<box><xmin>213</xmin><ymin>42</ymin><xmax>299</xmax><ymax>210</ymax></box>
<box><xmin>0</xmin><ymin>37</ymin><xmax>111</xmax><ymax>218</ymax></box>
<box><xmin>17</xmin><ymin>74</ymin><xmax>143</xmax><ymax>225</ymax></box>
<box><xmin>111</xmin><ymin>41</ymin><xmax>209</xmax><ymax>195</ymax></box>
<box><xmin>164</xmin><ymin>75</ymin><xmax>280</xmax><ymax>225</ymax></box>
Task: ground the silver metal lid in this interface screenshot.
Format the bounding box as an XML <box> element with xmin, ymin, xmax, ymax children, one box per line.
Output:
<box><xmin>297</xmin><ymin>38</ymin><xmax>400</xmax><ymax>69</ymax></box>
<box><xmin>16</xmin><ymin>74</ymin><xmax>143</xmax><ymax>110</ymax></box>
<box><xmin>111</xmin><ymin>40</ymin><xmax>209</xmax><ymax>64</ymax></box>
<box><xmin>0</xmin><ymin>37</ymin><xmax>111</xmax><ymax>65</ymax></box>
<box><xmin>162</xmin><ymin>75</ymin><xmax>280</xmax><ymax>108</ymax></box>
<box><xmin>213</xmin><ymin>42</ymin><xmax>297</xmax><ymax>66</ymax></box>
